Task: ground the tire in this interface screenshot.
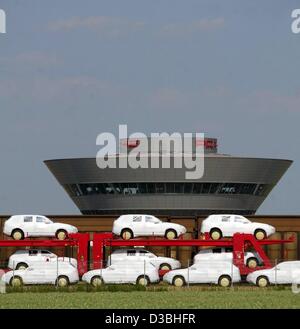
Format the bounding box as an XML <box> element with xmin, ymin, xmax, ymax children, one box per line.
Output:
<box><xmin>136</xmin><ymin>275</ymin><xmax>150</xmax><ymax>286</ymax></box>
<box><xmin>91</xmin><ymin>275</ymin><xmax>103</xmax><ymax>287</ymax></box>
<box><xmin>172</xmin><ymin>275</ymin><xmax>185</xmax><ymax>287</ymax></box>
<box><xmin>256</xmin><ymin>276</ymin><xmax>269</xmax><ymax>288</ymax></box>
<box><xmin>159</xmin><ymin>263</ymin><xmax>172</xmax><ymax>271</ymax></box>
<box><xmin>10</xmin><ymin>276</ymin><xmax>23</xmax><ymax>287</ymax></box>
<box><xmin>56</xmin><ymin>276</ymin><xmax>69</xmax><ymax>287</ymax></box>
<box><xmin>246</xmin><ymin>257</ymin><xmax>259</xmax><ymax>269</ymax></box>
<box><xmin>56</xmin><ymin>229</ymin><xmax>68</xmax><ymax>240</ymax></box>
<box><xmin>11</xmin><ymin>229</ymin><xmax>24</xmax><ymax>241</ymax></box>
<box><xmin>210</xmin><ymin>228</ymin><xmax>222</xmax><ymax>240</ymax></box>
<box><xmin>121</xmin><ymin>229</ymin><xmax>133</xmax><ymax>240</ymax></box>
<box><xmin>218</xmin><ymin>275</ymin><xmax>232</xmax><ymax>287</ymax></box>
<box><xmin>254</xmin><ymin>229</ymin><xmax>266</xmax><ymax>240</ymax></box>
<box><xmin>16</xmin><ymin>262</ymin><xmax>28</xmax><ymax>270</ymax></box>
<box><xmin>165</xmin><ymin>229</ymin><xmax>177</xmax><ymax>240</ymax></box>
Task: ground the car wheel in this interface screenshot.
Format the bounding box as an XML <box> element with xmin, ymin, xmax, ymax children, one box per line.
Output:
<box><xmin>172</xmin><ymin>275</ymin><xmax>185</xmax><ymax>287</ymax></box>
<box><xmin>136</xmin><ymin>275</ymin><xmax>150</xmax><ymax>286</ymax></box>
<box><xmin>246</xmin><ymin>257</ymin><xmax>259</xmax><ymax>269</ymax></box>
<box><xmin>165</xmin><ymin>229</ymin><xmax>177</xmax><ymax>240</ymax></box>
<box><xmin>11</xmin><ymin>229</ymin><xmax>24</xmax><ymax>241</ymax></box>
<box><xmin>218</xmin><ymin>275</ymin><xmax>232</xmax><ymax>287</ymax></box>
<box><xmin>210</xmin><ymin>228</ymin><xmax>222</xmax><ymax>240</ymax></box>
<box><xmin>10</xmin><ymin>276</ymin><xmax>23</xmax><ymax>287</ymax></box>
<box><xmin>16</xmin><ymin>263</ymin><xmax>28</xmax><ymax>270</ymax></box>
<box><xmin>159</xmin><ymin>263</ymin><xmax>172</xmax><ymax>271</ymax></box>
<box><xmin>56</xmin><ymin>276</ymin><xmax>69</xmax><ymax>287</ymax></box>
<box><xmin>254</xmin><ymin>229</ymin><xmax>266</xmax><ymax>240</ymax></box>
<box><xmin>121</xmin><ymin>229</ymin><xmax>133</xmax><ymax>240</ymax></box>
<box><xmin>91</xmin><ymin>276</ymin><xmax>103</xmax><ymax>287</ymax></box>
<box><xmin>256</xmin><ymin>276</ymin><xmax>269</xmax><ymax>287</ymax></box>
<box><xmin>56</xmin><ymin>230</ymin><xmax>68</xmax><ymax>240</ymax></box>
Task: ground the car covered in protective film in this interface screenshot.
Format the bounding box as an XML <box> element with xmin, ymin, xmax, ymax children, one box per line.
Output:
<box><xmin>163</xmin><ymin>261</ymin><xmax>241</xmax><ymax>287</ymax></box>
<box><xmin>194</xmin><ymin>247</ymin><xmax>262</xmax><ymax>269</ymax></box>
<box><xmin>8</xmin><ymin>249</ymin><xmax>77</xmax><ymax>270</ymax></box>
<box><xmin>107</xmin><ymin>248</ymin><xmax>181</xmax><ymax>270</ymax></box>
<box><xmin>200</xmin><ymin>214</ymin><xmax>275</xmax><ymax>240</ymax></box>
<box><xmin>3</xmin><ymin>215</ymin><xmax>78</xmax><ymax>240</ymax></box>
<box><xmin>82</xmin><ymin>262</ymin><xmax>160</xmax><ymax>287</ymax></box>
<box><xmin>246</xmin><ymin>261</ymin><xmax>300</xmax><ymax>287</ymax></box>
<box><xmin>2</xmin><ymin>262</ymin><xmax>79</xmax><ymax>287</ymax></box>
<box><xmin>112</xmin><ymin>214</ymin><xmax>186</xmax><ymax>240</ymax></box>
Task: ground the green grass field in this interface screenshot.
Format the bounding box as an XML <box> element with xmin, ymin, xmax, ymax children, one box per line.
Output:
<box><xmin>1</xmin><ymin>286</ymin><xmax>300</xmax><ymax>308</ymax></box>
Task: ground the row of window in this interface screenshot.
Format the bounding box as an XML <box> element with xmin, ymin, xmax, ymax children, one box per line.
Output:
<box><xmin>64</xmin><ymin>182</ymin><xmax>270</xmax><ymax>197</ymax></box>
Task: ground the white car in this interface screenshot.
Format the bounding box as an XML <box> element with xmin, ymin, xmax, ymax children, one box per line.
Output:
<box><xmin>8</xmin><ymin>249</ymin><xmax>77</xmax><ymax>270</ymax></box>
<box><xmin>112</xmin><ymin>214</ymin><xmax>186</xmax><ymax>240</ymax></box>
<box><xmin>107</xmin><ymin>248</ymin><xmax>181</xmax><ymax>270</ymax></box>
<box><xmin>3</xmin><ymin>215</ymin><xmax>78</xmax><ymax>240</ymax></box>
<box><xmin>2</xmin><ymin>262</ymin><xmax>79</xmax><ymax>287</ymax></box>
<box><xmin>200</xmin><ymin>214</ymin><xmax>275</xmax><ymax>240</ymax></box>
<box><xmin>246</xmin><ymin>261</ymin><xmax>300</xmax><ymax>287</ymax></box>
<box><xmin>163</xmin><ymin>261</ymin><xmax>241</xmax><ymax>287</ymax></box>
<box><xmin>82</xmin><ymin>262</ymin><xmax>160</xmax><ymax>286</ymax></box>
<box><xmin>194</xmin><ymin>247</ymin><xmax>262</xmax><ymax>269</ymax></box>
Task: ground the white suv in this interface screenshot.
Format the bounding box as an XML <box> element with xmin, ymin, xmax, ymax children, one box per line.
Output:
<box><xmin>113</xmin><ymin>214</ymin><xmax>186</xmax><ymax>240</ymax></box>
<box><xmin>8</xmin><ymin>249</ymin><xmax>77</xmax><ymax>270</ymax></box>
<box><xmin>107</xmin><ymin>248</ymin><xmax>181</xmax><ymax>270</ymax></box>
<box><xmin>200</xmin><ymin>214</ymin><xmax>275</xmax><ymax>240</ymax></box>
<box><xmin>82</xmin><ymin>262</ymin><xmax>160</xmax><ymax>286</ymax></box>
<box><xmin>2</xmin><ymin>262</ymin><xmax>79</xmax><ymax>287</ymax></box>
<box><xmin>3</xmin><ymin>215</ymin><xmax>78</xmax><ymax>240</ymax></box>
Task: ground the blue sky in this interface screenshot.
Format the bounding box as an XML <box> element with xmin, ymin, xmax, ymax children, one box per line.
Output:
<box><xmin>0</xmin><ymin>0</ymin><xmax>299</xmax><ymax>214</ymax></box>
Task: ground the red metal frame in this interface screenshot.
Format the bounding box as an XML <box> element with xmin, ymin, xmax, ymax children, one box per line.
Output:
<box><xmin>92</xmin><ymin>232</ymin><xmax>294</xmax><ymax>276</ymax></box>
<box><xmin>0</xmin><ymin>233</ymin><xmax>294</xmax><ymax>277</ymax></box>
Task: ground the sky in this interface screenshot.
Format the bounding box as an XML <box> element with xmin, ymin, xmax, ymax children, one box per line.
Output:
<box><xmin>0</xmin><ymin>0</ymin><xmax>299</xmax><ymax>214</ymax></box>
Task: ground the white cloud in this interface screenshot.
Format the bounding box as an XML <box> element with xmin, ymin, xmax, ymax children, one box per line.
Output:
<box><xmin>160</xmin><ymin>18</ymin><xmax>225</xmax><ymax>37</ymax></box>
<box><xmin>48</xmin><ymin>16</ymin><xmax>145</xmax><ymax>37</ymax></box>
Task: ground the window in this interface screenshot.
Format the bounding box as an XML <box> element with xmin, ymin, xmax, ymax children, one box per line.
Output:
<box><xmin>212</xmin><ymin>248</ymin><xmax>222</xmax><ymax>253</ymax></box>
<box><xmin>225</xmin><ymin>248</ymin><xmax>233</xmax><ymax>253</ymax></box>
<box><xmin>67</xmin><ymin>182</ymin><xmax>267</xmax><ymax>196</ymax></box>
<box><xmin>145</xmin><ymin>216</ymin><xmax>160</xmax><ymax>223</ymax></box>
<box><xmin>29</xmin><ymin>250</ymin><xmax>38</xmax><ymax>256</ymax></box>
<box><xmin>41</xmin><ymin>250</ymin><xmax>51</xmax><ymax>255</ymax></box>
<box><xmin>36</xmin><ymin>216</ymin><xmax>45</xmax><ymax>223</ymax></box>
<box><xmin>139</xmin><ymin>250</ymin><xmax>149</xmax><ymax>254</ymax></box>
<box><xmin>24</xmin><ymin>216</ymin><xmax>33</xmax><ymax>223</ymax></box>
<box><xmin>221</xmin><ymin>216</ymin><xmax>230</xmax><ymax>222</ymax></box>
<box><xmin>127</xmin><ymin>250</ymin><xmax>136</xmax><ymax>256</ymax></box>
<box><xmin>133</xmin><ymin>216</ymin><xmax>142</xmax><ymax>222</ymax></box>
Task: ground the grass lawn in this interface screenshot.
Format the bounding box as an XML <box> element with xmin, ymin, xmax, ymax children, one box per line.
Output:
<box><xmin>1</xmin><ymin>286</ymin><xmax>300</xmax><ymax>308</ymax></box>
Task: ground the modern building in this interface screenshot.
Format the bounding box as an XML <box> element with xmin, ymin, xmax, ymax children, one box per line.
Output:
<box><xmin>45</xmin><ymin>137</ymin><xmax>292</xmax><ymax>216</ymax></box>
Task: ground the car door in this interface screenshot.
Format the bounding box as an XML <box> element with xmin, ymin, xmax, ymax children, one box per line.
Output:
<box><xmin>21</xmin><ymin>216</ymin><xmax>34</xmax><ymax>236</ymax></box>
<box><xmin>188</xmin><ymin>264</ymin><xmax>207</xmax><ymax>283</ymax></box>
<box><xmin>144</xmin><ymin>216</ymin><xmax>161</xmax><ymax>235</ymax></box>
<box><xmin>131</xmin><ymin>215</ymin><xmax>144</xmax><ymax>235</ymax></box>
<box><xmin>27</xmin><ymin>249</ymin><xmax>39</xmax><ymax>266</ymax></box>
<box><xmin>103</xmin><ymin>265</ymin><xmax>124</xmax><ymax>283</ymax></box>
<box><xmin>274</xmin><ymin>264</ymin><xmax>291</xmax><ymax>284</ymax></box>
<box><xmin>23</xmin><ymin>267</ymin><xmax>46</xmax><ymax>284</ymax></box>
<box><xmin>34</xmin><ymin>216</ymin><xmax>50</xmax><ymax>236</ymax></box>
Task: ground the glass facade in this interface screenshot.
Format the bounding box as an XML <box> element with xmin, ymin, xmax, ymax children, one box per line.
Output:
<box><xmin>64</xmin><ymin>182</ymin><xmax>270</xmax><ymax>197</ymax></box>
